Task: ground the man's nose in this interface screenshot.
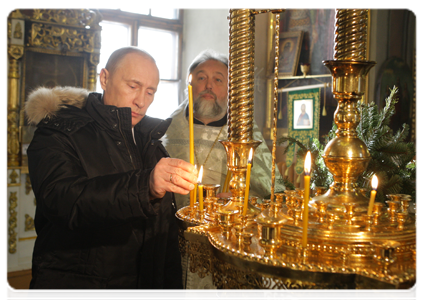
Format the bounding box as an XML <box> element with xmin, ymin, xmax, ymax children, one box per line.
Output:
<box><xmin>205</xmin><ymin>78</ymin><xmax>213</xmax><ymax>90</ymax></box>
<box><xmin>134</xmin><ymin>93</ymin><xmax>145</xmax><ymax>109</ymax></box>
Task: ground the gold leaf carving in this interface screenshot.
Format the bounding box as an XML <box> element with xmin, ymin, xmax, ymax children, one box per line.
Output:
<box><xmin>9</xmin><ymin>192</ymin><xmax>18</xmax><ymax>253</ymax></box>
<box><xmin>25</xmin><ymin>214</ymin><xmax>35</xmax><ymax>231</ymax></box>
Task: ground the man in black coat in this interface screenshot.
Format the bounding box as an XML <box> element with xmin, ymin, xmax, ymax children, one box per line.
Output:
<box><xmin>25</xmin><ymin>47</ymin><xmax>197</xmax><ymax>289</ymax></box>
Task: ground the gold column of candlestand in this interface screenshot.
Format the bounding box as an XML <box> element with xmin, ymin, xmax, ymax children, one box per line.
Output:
<box><xmin>255</xmin><ymin>11</ymin><xmax>288</xmax><ymax>258</ymax></box>
<box><xmin>219</xmin><ymin>9</ymin><xmax>262</xmax><ymax>217</ymax></box>
<box><xmin>8</xmin><ymin>44</ymin><xmax>24</xmax><ymax>167</ymax></box>
<box><xmin>312</xmin><ymin>9</ymin><xmax>376</xmax><ymax>211</ymax></box>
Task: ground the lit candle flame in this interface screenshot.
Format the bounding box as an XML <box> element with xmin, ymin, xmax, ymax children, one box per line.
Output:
<box><xmin>304</xmin><ymin>151</ymin><xmax>311</xmax><ymax>175</ymax></box>
<box><xmin>198</xmin><ymin>165</ymin><xmax>203</xmax><ymax>184</ymax></box>
<box><xmin>248</xmin><ymin>148</ymin><xmax>253</xmax><ymax>164</ymax></box>
<box><xmin>189</xmin><ymin>74</ymin><xmax>192</xmax><ymax>85</ymax></box>
<box><xmin>371</xmin><ymin>174</ymin><xmax>378</xmax><ymax>190</ymax></box>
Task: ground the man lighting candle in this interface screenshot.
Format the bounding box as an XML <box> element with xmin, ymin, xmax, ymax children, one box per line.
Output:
<box><xmin>161</xmin><ymin>49</ymin><xmax>285</xmax><ymax>289</ymax></box>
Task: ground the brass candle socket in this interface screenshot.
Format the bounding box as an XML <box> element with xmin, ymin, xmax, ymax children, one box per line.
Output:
<box><xmin>275</xmin><ymin>193</ymin><xmax>285</xmax><ymax>205</ymax></box>
<box><xmin>343</xmin><ymin>203</ymin><xmax>357</xmax><ymax>225</ymax></box>
<box><xmin>203</xmin><ymin>183</ymin><xmax>220</xmax><ymax>198</ymax></box>
<box><xmin>285</xmin><ymin>190</ymin><xmax>297</xmax><ymax>217</ymax></box>
<box><xmin>372</xmin><ymin>202</ymin><xmax>384</xmax><ymax>225</ymax></box>
<box><xmin>316</xmin><ymin>200</ymin><xmax>328</xmax><ymax>223</ymax></box>
<box><xmin>201</xmin><ymin>184</ymin><xmax>221</xmax><ymax>223</ymax></box>
<box><xmin>241</xmin><ymin>231</ymin><xmax>254</xmax><ymax>252</ymax></box>
<box><xmin>314</xmin><ymin>186</ymin><xmax>328</xmax><ymax>197</ymax></box>
<box><xmin>295</xmin><ymin>188</ymin><xmax>304</xmax><ymax>198</ymax></box>
<box><xmin>327</xmin><ymin>213</ymin><xmax>337</xmax><ymax>230</ymax></box>
<box><xmin>295</xmin><ymin>196</ymin><xmax>303</xmax><ymax>210</ymax></box>
<box><xmin>386</xmin><ymin>194</ymin><xmax>402</xmax><ymax>201</ymax></box>
<box><xmin>386</xmin><ymin>200</ymin><xmax>400</xmax><ymax>223</ymax></box>
<box><xmin>293</xmin><ymin>208</ymin><xmax>302</xmax><ymax>226</ymax></box>
<box><xmin>256</xmin><ymin>206</ymin><xmax>289</xmax><ymax>258</ymax></box>
<box><xmin>396</xmin><ymin>212</ymin><xmax>408</xmax><ymax>230</ymax></box>
<box><xmin>217</xmin><ymin>209</ymin><xmax>237</xmax><ymax>239</ymax></box>
<box><xmin>364</xmin><ymin>214</ymin><xmax>373</xmax><ymax>231</ymax></box>
<box><xmin>219</xmin><ymin>140</ymin><xmax>262</xmax><ymax>219</ymax></box>
<box><xmin>400</xmin><ymin>198</ymin><xmax>412</xmax><ymax>214</ymax></box>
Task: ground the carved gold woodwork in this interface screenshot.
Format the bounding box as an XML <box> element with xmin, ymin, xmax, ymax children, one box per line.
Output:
<box><xmin>8</xmin><ymin>192</ymin><xmax>18</xmax><ymax>254</ymax></box>
<box><xmin>8</xmin><ymin>45</ymin><xmax>24</xmax><ymax>167</ymax></box>
<box><xmin>30</xmin><ymin>9</ymin><xmax>100</xmax><ymax>27</ymax></box>
<box><xmin>25</xmin><ymin>214</ymin><xmax>35</xmax><ymax>231</ymax></box>
<box><xmin>29</xmin><ymin>23</ymin><xmax>99</xmax><ymax>53</ymax></box>
<box><xmin>9</xmin><ymin>169</ymin><xmax>19</xmax><ymax>185</ymax></box>
<box><xmin>6</xmin><ymin>10</ymin><xmax>102</xmax><ymax>263</ymax></box>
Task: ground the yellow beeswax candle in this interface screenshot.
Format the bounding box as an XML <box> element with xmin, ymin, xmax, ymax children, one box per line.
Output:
<box><xmin>223</xmin><ymin>170</ymin><xmax>231</xmax><ymax>193</ymax></box>
<box><xmin>367</xmin><ymin>175</ymin><xmax>378</xmax><ymax>215</ymax></box>
<box><xmin>243</xmin><ymin>149</ymin><xmax>253</xmax><ymax>216</ymax></box>
<box><xmin>302</xmin><ymin>151</ymin><xmax>311</xmax><ymax>248</ymax></box>
<box><xmin>198</xmin><ymin>166</ymin><xmax>204</xmax><ymax>212</ymax></box>
<box><xmin>188</xmin><ymin>75</ymin><xmax>195</xmax><ymax>207</ymax></box>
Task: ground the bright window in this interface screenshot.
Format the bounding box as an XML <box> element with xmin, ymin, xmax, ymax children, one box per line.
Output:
<box><xmin>96</xmin><ymin>9</ymin><xmax>182</xmax><ymax>119</ymax></box>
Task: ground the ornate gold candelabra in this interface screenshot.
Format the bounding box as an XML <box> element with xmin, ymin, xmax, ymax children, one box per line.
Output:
<box><xmin>312</xmin><ymin>9</ymin><xmax>375</xmax><ymax>210</ymax></box>
<box><xmin>177</xmin><ymin>9</ymin><xmax>415</xmax><ymax>289</ymax></box>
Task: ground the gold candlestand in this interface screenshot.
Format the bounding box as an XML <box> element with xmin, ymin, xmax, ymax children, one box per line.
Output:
<box><xmin>177</xmin><ymin>9</ymin><xmax>415</xmax><ymax>290</ymax></box>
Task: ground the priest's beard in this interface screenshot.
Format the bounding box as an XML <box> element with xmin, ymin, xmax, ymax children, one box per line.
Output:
<box><xmin>193</xmin><ymin>91</ymin><xmax>227</xmax><ymax>121</ymax></box>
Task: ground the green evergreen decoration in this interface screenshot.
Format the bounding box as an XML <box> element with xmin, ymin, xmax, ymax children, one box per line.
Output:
<box><xmin>278</xmin><ymin>86</ymin><xmax>416</xmax><ymax>202</ymax></box>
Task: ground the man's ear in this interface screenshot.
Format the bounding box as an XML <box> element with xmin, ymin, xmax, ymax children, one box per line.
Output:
<box><xmin>99</xmin><ymin>68</ymin><xmax>109</xmax><ymax>91</ymax></box>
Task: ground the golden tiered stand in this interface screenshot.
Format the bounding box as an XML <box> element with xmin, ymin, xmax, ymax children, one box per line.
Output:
<box><xmin>176</xmin><ymin>9</ymin><xmax>415</xmax><ymax>289</ymax></box>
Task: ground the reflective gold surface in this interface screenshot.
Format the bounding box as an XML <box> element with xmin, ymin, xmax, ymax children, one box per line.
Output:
<box><xmin>227</xmin><ymin>9</ymin><xmax>255</xmax><ymax>142</ymax></box>
<box><xmin>178</xmin><ymin>8</ymin><xmax>416</xmax><ymax>289</ymax></box>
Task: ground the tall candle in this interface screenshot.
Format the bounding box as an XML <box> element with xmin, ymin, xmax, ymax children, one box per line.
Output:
<box><xmin>243</xmin><ymin>149</ymin><xmax>253</xmax><ymax>216</ymax></box>
<box><xmin>302</xmin><ymin>151</ymin><xmax>311</xmax><ymax>248</ymax></box>
<box><xmin>188</xmin><ymin>75</ymin><xmax>195</xmax><ymax>207</ymax></box>
<box><xmin>223</xmin><ymin>170</ymin><xmax>231</xmax><ymax>193</ymax></box>
<box><xmin>191</xmin><ymin>165</ymin><xmax>197</xmax><ymax>208</ymax></box>
<box><xmin>367</xmin><ymin>175</ymin><xmax>378</xmax><ymax>215</ymax></box>
<box><xmin>198</xmin><ymin>166</ymin><xmax>204</xmax><ymax>212</ymax></box>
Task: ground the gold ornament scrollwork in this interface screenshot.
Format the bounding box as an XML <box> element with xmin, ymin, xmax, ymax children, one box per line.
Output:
<box><xmin>9</xmin><ymin>192</ymin><xmax>18</xmax><ymax>254</ymax></box>
<box><xmin>7</xmin><ymin>45</ymin><xmax>24</xmax><ymax>61</ymax></box>
<box><xmin>31</xmin><ymin>9</ymin><xmax>100</xmax><ymax>27</ymax></box>
<box><xmin>30</xmin><ymin>23</ymin><xmax>96</xmax><ymax>53</ymax></box>
<box><xmin>8</xmin><ymin>45</ymin><xmax>24</xmax><ymax>167</ymax></box>
<box><xmin>25</xmin><ymin>214</ymin><xmax>35</xmax><ymax>231</ymax></box>
<box><xmin>187</xmin><ymin>240</ymin><xmax>212</xmax><ymax>278</ymax></box>
<box><xmin>9</xmin><ymin>169</ymin><xmax>19</xmax><ymax>185</ymax></box>
<box><xmin>212</xmin><ymin>257</ymin><xmax>261</xmax><ymax>289</ymax></box>
<box><xmin>7</xmin><ymin>110</ymin><xmax>20</xmax><ymax>167</ymax></box>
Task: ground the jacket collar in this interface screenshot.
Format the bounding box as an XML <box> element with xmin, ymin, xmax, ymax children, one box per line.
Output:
<box><xmin>25</xmin><ymin>86</ymin><xmax>89</xmax><ymax>125</ymax></box>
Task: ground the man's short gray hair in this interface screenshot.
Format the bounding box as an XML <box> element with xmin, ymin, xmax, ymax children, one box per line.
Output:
<box><xmin>105</xmin><ymin>47</ymin><xmax>156</xmax><ymax>74</ymax></box>
<box><xmin>187</xmin><ymin>49</ymin><xmax>228</xmax><ymax>83</ymax></box>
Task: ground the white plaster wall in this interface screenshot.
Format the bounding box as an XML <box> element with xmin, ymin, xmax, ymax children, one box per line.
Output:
<box><xmin>180</xmin><ymin>9</ymin><xmax>230</xmax><ymax>103</ymax></box>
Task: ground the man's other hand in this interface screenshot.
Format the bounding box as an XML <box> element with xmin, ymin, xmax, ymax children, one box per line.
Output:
<box><xmin>149</xmin><ymin>158</ymin><xmax>198</xmax><ymax>200</ymax></box>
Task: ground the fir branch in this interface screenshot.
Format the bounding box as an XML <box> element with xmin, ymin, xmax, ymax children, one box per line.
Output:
<box><xmin>277</xmin><ymin>85</ymin><xmax>415</xmax><ymax>201</ymax></box>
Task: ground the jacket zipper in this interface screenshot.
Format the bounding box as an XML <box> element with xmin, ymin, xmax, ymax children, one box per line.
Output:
<box><xmin>116</xmin><ymin>110</ymin><xmax>135</xmax><ymax>169</ymax></box>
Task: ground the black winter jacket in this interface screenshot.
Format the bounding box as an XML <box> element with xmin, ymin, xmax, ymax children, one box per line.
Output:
<box><xmin>26</xmin><ymin>87</ymin><xmax>182</xmax><ymax>289</ymax></box>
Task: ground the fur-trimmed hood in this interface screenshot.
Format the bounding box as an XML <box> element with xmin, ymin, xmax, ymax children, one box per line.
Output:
<box><xmin>25</xmin><ymin>86</ymin><xmax>90</xmax><ymax>125</ymax></box>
